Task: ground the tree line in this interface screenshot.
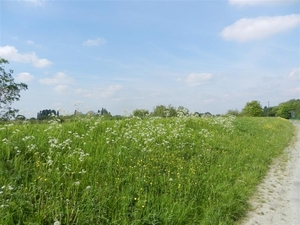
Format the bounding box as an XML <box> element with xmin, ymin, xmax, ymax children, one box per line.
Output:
<box><xmin>0</xmin><ymin>57</ymin><xmax>299</xmax><ymax>121</ymax></box>
<box><xmin>28</xmin><ymin>99</ymin><xmax>300</xmax><ymax>121</ymax></box>
<box><xmin>227</xmin><ymin>99</ymin><xmax>300</xmax><ymax>119</ymax></box>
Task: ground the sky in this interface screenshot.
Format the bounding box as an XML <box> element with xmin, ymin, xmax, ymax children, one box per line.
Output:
<box><xmin>0</xmin><ymin>0</ymin><xmax>299</xmax><ymax>118</ymax></box>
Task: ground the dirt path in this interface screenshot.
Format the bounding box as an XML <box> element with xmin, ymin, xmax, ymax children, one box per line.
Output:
<box><xmin>241</xmin><ymin>121</ymin><xmax>300</xmax><ymax>225</ymax></box>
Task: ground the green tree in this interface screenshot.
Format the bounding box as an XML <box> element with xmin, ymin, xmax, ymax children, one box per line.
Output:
<box><xmin>263</xmin><ymin>106</ymin><xmax>276</xmax><ymax>117</ymax></box>
<box><xmin>226</xmin><ymin>109</ymin><xmax>241</xmax><ymax>116</ymax></box>
<box><xmin>132</xmin><ymin>109</ymin><xmax>149</xmax><ymax>118</ymax></box>
<box><xmin>276</xmin><ymin>99</ymin><xmax>300</xmax><ymax>119</ymax></box>
<box><xmin>98</xmin><ymin>108</ymin><xmax>112</xmax><ymax>117</ymax></box>
<box><xmin>15</xmin><ymin>115</ymin><xmax>26</xmax><ymax>121</ymax></box>
<box><xmin>151</xmin><ymin>105</ymin><xmax>168</xmax><ymax>117</ymax></box>
<box><xmin>242</xmin><ymin>100</ymin><xmax>263</xmax><ymax>117</ymax></box>
<box><xmin>176</xmin><ymin>106</ymin><xmax>189</xmax><ymax>117</ymax></box>
<box><xmin>150</xmin><ymin>105</ymin><xmax>190</xmax><ymax>117</ymax></box>
<box><xmin>276</xmin><ymin>104</ymin><xmax>291</xmax><ymax>119</ymax></box>
<box><xmin>15</xmin><ymin>114</ymin><xmax>26</xmax><ymax>121</ymax></box>
<box><xmin>0</xmin><ymin>58</ymin><xmax>28</xmax><ymax>120</ymax></box>
<box><xmin>37</xmin><ymin>109</ymin><xmax>58</xmax><ymax>120</ymax></box>
<box><xmin>168</xmin><ymin>105</ymin><xmax>178</xmax><ymax>117</ymax></box>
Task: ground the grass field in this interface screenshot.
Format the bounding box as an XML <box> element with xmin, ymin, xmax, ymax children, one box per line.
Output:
<box><xmin>0</xmin><ymin>116</ymin><xmax>295</xmax><ymax>225</ymax></box>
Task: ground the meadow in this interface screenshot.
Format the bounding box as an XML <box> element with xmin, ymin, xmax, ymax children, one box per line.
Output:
<box><xmin>0</xmin><ymin>115</ymin><xmax>295</xmax><ymax>225</ymax></box>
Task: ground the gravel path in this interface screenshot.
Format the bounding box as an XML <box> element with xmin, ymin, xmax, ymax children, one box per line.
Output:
<box><xmin>241</xmin><ymin>121</ymin><xmax>300</xmax><ymax>225</ymax></box>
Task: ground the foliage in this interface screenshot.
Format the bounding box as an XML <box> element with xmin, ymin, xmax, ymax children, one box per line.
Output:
<box><xmin>0</xmin><ymin>58</ymin><xmax>28</xmax><ymax>120</ymax></box>
<box><xmin>97</xmin><ymin>108</ymin><xmax>112</xmax><ymax>117</ymax></box>
<box><xmin>151</xmin><ymin>105</ymin><xmax>168</xmax><ymax>117</ymax></box>
<box><xmin>261</xmin><ymin>99</ymin><xmax>300</xmax><ymax>119</ymax></box>
<box><xmin>226</xmin><ymin>109</ymin><xmax>241</xmax><ymax>117</ymax></box>
<box><xmin>15</xmin><ymin>115</ymin><xmax>26</xmax><ymax>121</ymax></box>
<box><xmin>37</xmin><ymin>109</ymin><xmax>59</xmax><ymax>120</ymax></box>
<box><xmin>86</xmin><ymin>110</ymin><xmax>96</xmax><ymax>116</ymax></box>
<box><xmin>176</xmin><ymin>106</ymin><xmax>189</xmax><ymax>117</ymax></box>
<box><xmin>97</xmin><ymin>108</ymin><xmax>111</xmax><ymax>117</ymax></box>
<box><xmin>0</xmin><ymin>116</ymin><xmax>294</xmax><ymax>224</ymax></box>
<box><xmin>168</xmin><ymin>105</ymin><xmax>178</xmax><ymax>117</ymax></box>
<box><xmin>132</xmin><ymin>109</ymin><xmax>149</xmax><ymax>118</ymax></box>
<box><xmin>150</xmin><ymin>105</ymin><xmax>189</xmax><ymax>117</ymax></box>
<box><xmin>275</xmin><ymin>99</ymin><xmax>300</xmax><ymax>119</ymax></box>
<box><xmin>242</xmin><ymin>100</ymin><xmax>263</xmax><ymax>117</ymax></box>
<box><xmin>263</xmin><ymin>106</ymin><xmax>276</xmax><ymax>117</ymax></box>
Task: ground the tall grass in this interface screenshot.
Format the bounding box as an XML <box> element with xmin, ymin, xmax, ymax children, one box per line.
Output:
<box><xmin>0</xmin><ymin>116</ymin><xmax>294</xmax><ymax>225</ymax></box>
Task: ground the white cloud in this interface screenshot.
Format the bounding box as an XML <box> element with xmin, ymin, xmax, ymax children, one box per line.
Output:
<box><xmin>76</xmin><ymin>85</ymin><xmax>122</xmax><ymax>98</ymax></box>
<box><xmin>54</xmin><ymin>85</ymin><xmax>70</xmax><ymax>94</ymax></box>
<box><xmin>0</xmin><ymin>45</ymin><xmax>52</xmax><ymax>68</ymax></box>
<box><xmin>26</xmin><ymin>40</ymin><xmax>35</xmax><ymax>45</ymax></box>
<box><xmin>39</xmin><ymin>72</ymin><xmax>74</xmax><ymax>85</ymax></box>
<box><xmin>185</xmin><ymin>73</ymin><xmax>213</xmax><ymax>86</ymax></box>
<box><xmin>15</xmin><ymin>72</ymin><xmax>34</xmax><ymax>82</ymax></box>
<box><xmin>228</xmin><ymin>0</ymin><xmax>297</xmax><ymax>6</ymax></box>
<box><xmin>221</xmin><ymin>14</ymin><xmax>300</xmax><ymax>42</ymax></box>
<box><xmin>83</xmin><ymin>38</ymin><xmax>107</xmax><ymax>46</ymax></box>
<box><xmin>289</xmin><ymin>68</ymin><xmax>300</xmax><ymax>80</ymax></box>
<box><xmin>108</xmin><ymin>84</ymin><xmax>122</xmax><ymax>91</ymax></box>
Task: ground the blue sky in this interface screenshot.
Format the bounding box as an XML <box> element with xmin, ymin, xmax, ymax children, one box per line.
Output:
<box><xmin>0</xmin><ymin>0</ymin><xmax>299</xmax><ymax>118</ymax></box>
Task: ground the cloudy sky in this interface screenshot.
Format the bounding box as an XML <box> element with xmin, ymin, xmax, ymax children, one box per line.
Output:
<box><xmin>0</xmin><ymin>0</ymin><xmax>299</xmax><ymax>118</ymax></box>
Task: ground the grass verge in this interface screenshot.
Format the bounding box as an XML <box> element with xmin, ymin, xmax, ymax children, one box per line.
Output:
<box><xmin>0</xmin><ymin>116</ymin><xmax>295</xmax><ymax>224</ymax></box>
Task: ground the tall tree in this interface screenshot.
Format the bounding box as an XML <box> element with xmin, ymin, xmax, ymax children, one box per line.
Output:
<box><xmin>0</xmin><ymin>58</ymin><xmax>28</xmax><ymax>120</ymax></box>
<box><xmin>242</xmin><ymin>100</ymin><xmax>263</xmax><ymax>117</ymax></box>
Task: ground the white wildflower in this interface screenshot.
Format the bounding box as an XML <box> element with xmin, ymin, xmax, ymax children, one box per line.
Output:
<box><xmin>54</xmin><ymin>220</ymin><xmax>61</xmax><ymax>225</ymax></box>
<box><xmin>47</xmin><ymin>159</ymin><xmax>53</xmax><ymax>166</ymax></box>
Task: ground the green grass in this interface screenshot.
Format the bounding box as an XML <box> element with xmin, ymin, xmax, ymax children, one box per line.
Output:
<box><xmin>0</xmin><ymin>116</ymin><xmax>295</xmax><ymax>225</ymax></box>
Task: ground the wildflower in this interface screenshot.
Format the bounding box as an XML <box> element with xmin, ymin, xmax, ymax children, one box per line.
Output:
<box><xmin>47</xmin><ymin>159</ymin><xmax>53</xmax><ymax>166</ymax></box>
<box><xmin>27</xmin><ymin>144</ymin><xmax>37</xmax><ymax>151</ymax></box>
<box><xmin>54</xmin><ymin>220</ymin><xmax>61</xmax><ymax>225</ymax></box>
<box><xmin>79</xmin><ymin>169</ymin><xmax>86</xmax><ymax>174</ymax></box>
<box><xmin>74</xmin><ymin>181</ymin><xmax>80</xmax><ymax>186</ymax></box>
<box><xmin>22</xmin><ymin>136</ymin><xmax>35</xmax><ymax>141</ymax></box>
